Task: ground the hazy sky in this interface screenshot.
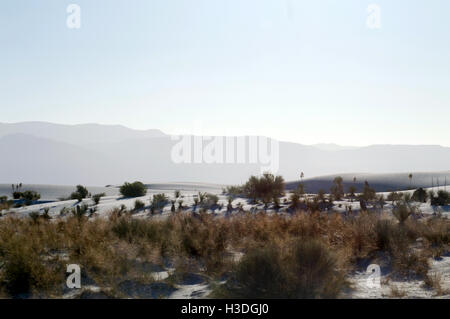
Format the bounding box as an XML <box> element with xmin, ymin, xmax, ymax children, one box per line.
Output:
<box><xmin>1</xmin><ymin>0</ymin><xmax>450</xmax><ymax>146</ymax></box>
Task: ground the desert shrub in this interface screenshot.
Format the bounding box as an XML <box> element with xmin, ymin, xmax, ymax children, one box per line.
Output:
<box><xmin>29</xmin><ymin>211</ymin><xmax>41</xmax><ymax>224</ymax></box>
<box><xmin>168</xmin><ymin>214</ymin><xmax>229</xmax><ymax>274</ymax></box>
<box><xmin>204</xmin><ymin>193</ymin><xmax>219</xmax><ymax>207</ymax></box>
<box><xmin>217</xmin><ymin>239</ymin><xmax>345</xmax><ymax>299</ymax></box>
<box><xmin>120</xmin><ymin>182</ymin><xmax>146</xmax><ymax>198</ymax></box>
<box><xmin>225</xmin><ymin>185</ymin><xmax>245</xmax><ymax>197</ymax></box>
<box><xmin>134</xmin><ymin>200</ymin><xmax>145</xmax><ymax>211</ymax></box>
<box><xmin>374</xmin><ymin>219</ymin><xmax>428</xmax><ymax>278</ymax></box>
<box><xmin>23</xmin><ymin>191</ymin><xmax>41</xmax><ymax>204</ymax></box>
<box><xmin>227</xmin><ymin>197</ymin><xmax>233</xmax><ymax>212</ymax></box>
<box><xmin>92</xmin><ymin>193</ymin><xmax>105</xmax><ymax>205</ymax></box>
<box><xmin>360</xmin><ymin>181</ymin><xmax>376</xmax><ymax>201</ymax></box>
<box><xmin>430</xmin><ymin>190</ymin><xmax>450</xmax><ymax>206</ymax></box>
<box><xmin>0</xmin><ymin>197</ymin><xmax>13</xmax><ymax>211</ymax></box>
<box><xmin>12</xmin><ymin>192</ymin><xmax>22</xmax><ymax>199</ymax></box>
<box><xmin>424</xmin><ymin>272</ymin><xmax>449</xmax><ymax>295</ymax></box>
<box><xmin>152</xmin><ymin>193</ymin><xmax>168</xmax><ymax>211</ymax></box>
<box><xmin>317</xmin><ymin>189</ymin><xmax>326</xmax><ymax>202</ymax></box>
<box><xmin>72</xmin><ymin>204</ymin><xmax>89</xmax><ymax>220</ymax></box>
<box><xmin>375</xmin><ymin>219</ymin><xmax>397</xmax><ymax>251</ymax></box>
<box><xmin>403</xmin><ymin>192</ymin><xmax>412</xmax><ymax>203</ymax></box>
<box><xmin>296</xmin><ymin>184</ymin><xmax>305</xmax><ymax>197</ymax></box>
<box><xmin>197</xmin><ymin>192</ymin><xmax>206</xmax><ymax>204</ymax></box>
<box><xmin>0</xmin><ymin>246</ymin><xmax>61</xmax><ymax>297</ymax></box>
<box><xmin>330</xmin><ymin>176</ymin><xmax>344</xmax><ymax>200</ymax></box>
<box><xmin>346</xmin><ymin>212</ymin><xmax>377</xmax><ymax>258</ymax></box>
<box><xmin>393</xmin><ymin>203</ymin><xmax>414</xmax><ymax>224</ymax></box>
<box><xmin>387</xmin><ymin>191</ymin><xmax>403</xmax><ymax>204</ymax></box>
<box><xmin>347</xmin><ymin>186</ymin><xmax>356</xmax><ymax>201</ymax></box>
<box><xmin>421</xmin><ymin>219</ymin><xmax>450</xmax><ymax>247</ymax></box>
<box><xmin>0</xmin><ymin>225</ymin><xmax>63</xmax><ymax>297</ymax></box>
<box><xmin>216</xmin><ymin>245</ymin><xmax>288</xmax><ymax>298</ymax></box>
<box><xmin>289</xmin><ymin>192</ymin><xmax>300</xmax><ymax>209</ymax></box>
<box><xmin>12</xmin><ymin>191</ymin><xmax>41</xmax><ymax>205</ymax></box>
<box><xmin>242</xmin><ymin>173</ymin><xmax>285</xmax><ymax>203</ymax></box>
<box><xmin>287</xmin><ymin>239</ymin><xmax>345</xmax><ymax>298</ymax></box>
<box><xmin>177</xmin><ymin>200</ymin><xmax>184</xmax><ymax>211</ymax></box>
<box><xmin>392</xmin><ymin>248</ymin><xmax>429</xmax><ymax>279</ymax></box>
<box><xmin>111</xmin><ymin>217</ymin><xmax>162</xmax><ymax>244</ymax></box>
<box><xmin>412</xmin><ymin>188</ymin><xmax>428</xmax><ymax>203</ymax></box>
<box><xmin>70</xmin><ymin>185</ymin><xmax>89</xmax><ymax>201</ymax></box>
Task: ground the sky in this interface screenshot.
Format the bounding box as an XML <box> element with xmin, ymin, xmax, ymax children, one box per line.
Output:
<box><xmin>1</xmin><ymin>0</ymin><xmax>450</xmax><ymax>146</ymax></box>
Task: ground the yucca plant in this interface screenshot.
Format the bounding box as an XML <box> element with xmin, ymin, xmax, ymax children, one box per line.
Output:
<box><xmin>393</xmin><ymin>203</ymin><xmax>413</xmax><ymax>224</ymax></box>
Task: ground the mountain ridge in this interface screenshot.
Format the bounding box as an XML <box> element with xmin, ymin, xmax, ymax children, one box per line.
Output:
<box><xmin>1</xmin><ymin>122</ymin><xmax>450</xmax><ymax>185</ymax></box>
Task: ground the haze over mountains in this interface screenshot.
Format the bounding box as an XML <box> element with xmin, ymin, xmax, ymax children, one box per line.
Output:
<box><xmin>1</xmin><ymin>122</ymin><xmax>450</xmax><ymax>187</ymax></box>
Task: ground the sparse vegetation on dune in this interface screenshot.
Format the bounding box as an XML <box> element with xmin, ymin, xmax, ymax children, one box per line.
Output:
<box><xmin>10</xmin><ymin>190</ymin><xmax>41</xmax><ymax>206</ymax></box>
<box><xmin>0</xmin><ymin>176</ymin><xmax>449</xmax><ymax>299</ymax></box>
<box><xmin>0</xmin><ymin>203</ymin><xmax>447</xmax><ymax>298</ymax></box>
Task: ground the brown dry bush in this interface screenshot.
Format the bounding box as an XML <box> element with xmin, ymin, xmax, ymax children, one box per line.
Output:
<box><xmin>0</xmin><ymin>207</ymin><xmax>447</xmax><ymax>298</ymax></box>
<box><xmin>214</xmin><ymin>239</ymin><xmax>346</xmax><ymax>299</ymax></box>
<box><xmin>0</xmin><ymin>217</ymin><xmax>64</xmax><ymax>297</ymax></box>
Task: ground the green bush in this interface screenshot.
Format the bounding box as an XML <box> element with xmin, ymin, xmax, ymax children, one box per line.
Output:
<box><xmin>412</xmin><ymin>188</ymin><xmax>427</xmax><ymax>203</ymax></box>
<box><xmin>70</xmin><ymin>185</ymin><xmax>89</xmax><ymax>201</ymax></box>
<box><xmin>242</xmin><ymin>173</ymin><xmax>285</xmax><ymax>203</ymax></box>
<box><xmin>225</xmin><ymin>185</ymin><xmax>245</xmax><ymax>197</ymax></box>
<box><xmin>11</xmin><ymin>191</ymin><xmax>41</xmax><ymax>205</ymax></box>
<box><xmin>120</xmin><ymin>181</ymin><xmax>147</xmax><ymax>198</ymax></box>
<box><xmin>387</xmin><ymin>191</ymin><xmax>403</xmax><ymax>203</ymax></box>
<box><xmin>152</xmin><ymin>193</ymin><xmax>168</xmax><ymax>210</ymax></box>
<box><xmin>393</xmin><ymin>203</ymin><xmax>414</xmax><ymax>224</ymax></box>
<box><xmin>134</xmin><ymin>200</ymin><xmax>145</xmax><ymax>211</ymax></box>
<box><xmin>204</xmin><ymin>193</ymin><xmax>219</xmax><ymax>207</ymax></box>
<box><xmin>22</xmin><ymin>191</ymin><xmax>41</xmax><ymax>205</ymax></box>
<box><xmin>430</xmin><ymin>190</ymin><xmax>449</xmax><ymax>206</ymax></box>
<box><xmin>92</xmin><ymin>193</ymin><xmax>106</xmax><ymax>205</ymax></box>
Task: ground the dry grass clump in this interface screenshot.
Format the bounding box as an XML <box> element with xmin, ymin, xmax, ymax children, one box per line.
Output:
<box><xmin>421</xmin><ymin>218</ymin><xmax>450</xmax><ymax>248</ymax></box>
<box><xmin>389</xmin><ymin>284</ymin><xmax>407</xmax><ymax>298</ymax></box>
<box><xmin>0</xmin><ymin>217</ymin><xmax>64</xmax><ymax>297</ymax></box>
<box><xmin>424</xmin><ymin>272</ymin><xmax>449</xmax><ymax>296</ymax></box>
<box><xmin>214</xmin><ymin>239</ymin><xmax>346</xmax><ymax>299</ymax></box>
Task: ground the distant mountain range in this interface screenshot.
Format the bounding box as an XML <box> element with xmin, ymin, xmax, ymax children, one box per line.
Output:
<box><xmin>1</xmin><ymin>122</ymin><xmax>450</xmax><ymax>187</ymax></box>
<box><xmin>0</xmin><ymin>121</ymin><xmax>166</xmax><ymax>145</ymax></box>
